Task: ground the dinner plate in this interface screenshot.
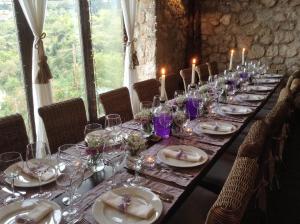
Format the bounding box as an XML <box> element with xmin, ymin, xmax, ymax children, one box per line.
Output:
<box><xmin>263</xmin><ymin>74</ymin><xmax>283</xmax><ymax>79</ymax></box>
<box><xmin>157</xmin><ymin>145</ymin><xmax>208</xmax><ymax>168</ymax></box>
<box><xmin>4</xmin><ymin>159</ymin><xmax>57</xmax><ymax>188</ymax></box>
<box><xmin>0</xmin><ymin>199</ymin><xmax>62</xmax><ymax>224</ymax></box>
<box><xmin>92</xmin><ymin>186</ymin><xmax>163</xmax><ymax>224</ymax></box>
<box><xmin>245</xmin><ymin>85</ymin><xmax>273</xmax><ymax>92</ymax></box>
<box><xmin>236</xmin><ymin>94</ymin><xmax>265</xmax><ymax>102</ymax></box>
<box><xmin>219</xmin><ymin>105</ymin><xmax>253</xmax><ymax>115</ymax></box>
<box><xmin>254</xmin><ymin>78</ymin><xmax>279</xmax><ymax>84</ymax></box>
<box><xmin>194</xmin><ymin>121</ymin><xmax>237</xmax><ymax>135</ymax></box>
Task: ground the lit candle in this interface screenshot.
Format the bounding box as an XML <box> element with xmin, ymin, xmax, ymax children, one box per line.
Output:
<box><xmin>229</xmin><ymin>49</ymin><xmax>234</xmax><ymax>70</ymax></box>
<box><xmin>242</xmin><ymin>48</ymin><xmax>246</xmax><ymax>65</ymax></box>
<box><xmin>144</xmin><ymin>155</ymin><xmax>156</xmax><ymax>168</ymax></box>
<box><xmin>191</xmin><ymin>58</ymin><xmax>196</xmax><ymax>84</ymax></box>
<box><xmin>160</xmin><ymin>68</ymin><xmax>166</xmax><ymax>100</ymax></box>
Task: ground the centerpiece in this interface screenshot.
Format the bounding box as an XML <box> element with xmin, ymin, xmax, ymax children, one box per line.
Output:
<box><xmin>134</xmin><ymin>109</ymin><xmax>153</xmax><ymax>137</ymax></box>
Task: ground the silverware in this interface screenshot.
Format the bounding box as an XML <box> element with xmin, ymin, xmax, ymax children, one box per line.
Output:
<box><xmin>150</xmin><ymin>188</ymin><xmax>174</xmax><ymax>203</ymax></box>
<box><xmin>0</xmin><ymin>184</ymin><xmax>26</xmax><ymax>195</ymax></box>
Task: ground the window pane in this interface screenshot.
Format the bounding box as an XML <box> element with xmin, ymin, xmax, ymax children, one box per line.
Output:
<box><xmin>0</xmin><ymin>0</ymin><xmax>30</xmax><ymax>130</ymax></box>
<box><xmin>44</xmin><ymin>0</ymin><xmax>85</xmax><ymax>102</ymax></box>
<box><xmin>90</xmin><ymin>0</ymin><xmax>124</xmax><ymax>115</ymax></box>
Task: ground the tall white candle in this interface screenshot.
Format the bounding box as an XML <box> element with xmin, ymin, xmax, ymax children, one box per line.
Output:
<box><xmin>160</xmin><ymin>68</ymin><xmax>166</xmax><ymax>100</ymax></box>
<box><xmin>242</xmin><ymin>48</ymin><xmax>245</xmax><ymax>65</ymax></box>
<box><xmin>191</xmin><ymin>58</ymin><xmax>196</xmax><ymax>84</ymax></box>
<box><xmin>229</xmin><ymin>49</ymin><xmax>234</xmax><ymax>70</ymax></box>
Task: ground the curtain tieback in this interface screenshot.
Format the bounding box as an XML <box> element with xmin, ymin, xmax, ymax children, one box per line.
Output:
<box><xmin>126</xmin><ymin>39</ymin><xmax>139</xmax><ymax>69</ymax></box>
<box><xmin>34</xmin><ymin>32</ymin><xmax>53</xmax><ymax>84</ymax></box>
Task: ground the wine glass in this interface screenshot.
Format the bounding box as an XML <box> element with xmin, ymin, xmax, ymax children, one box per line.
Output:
<box><xmin>26</xmin><ymin>142</ymin><xmax>53</xmax><ymax>199</ymax></box>
<box><xmin>174</xmin><ymin>90</ymin><xmax>186</xmax><ymax>109</ymax></box>
<box><xmin>103</xmin><ymin>141</ymin><xmax>126</xmax><ymax>189</ymax></box>
<box><xmin>0</xmin><ymin>152</ymin><xmax>24</xmax><ymax>205</ymax></box>
<box><xmin>140</xmin><ymin>101</ymin><xmax>153</xmax><ymax>111</ymax></box>
<box><xmin>105</xmin><ymin>114</ymin><xmax>122</xmax><ymax>143</ymax></box>
<box><xmin>56</xmin><ymin>161</ymin><xmax>84</xmax><ymax>223</ymax></box>
<box><xmin>152</xmin><ymin>95</ymin><xmax>161</xmax><ymax>108</ymax></box>
<box><xmin>84</xmin><ymin>123</ymin><xmax>102</xmax><ymax>136</ymax></box>
<box><xmin>57</xmin><ymin>144</ymin><xmax>83</xmax><ymax>206</ymax></box>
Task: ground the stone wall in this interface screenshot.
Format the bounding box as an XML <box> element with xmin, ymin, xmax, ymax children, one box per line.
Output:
<box><xmin>200</xmin><ymin>0</ymin><xmax>300</xmax><ymax>74</ymax></box>
<box><xmin>134</xmin><ymin>0</ymin><xmax>195</xmax><ymax>81</ymax></box>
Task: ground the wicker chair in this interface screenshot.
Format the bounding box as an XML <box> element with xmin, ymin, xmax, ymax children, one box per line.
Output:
<box><xmin>0</xmin><ymin>114</ymin><xmax>28</xmax><ymax>157</ymax></box>
<box><xmin>180</xmin><ymin>68</ymin><xmax>199</xmax><ymax>92</ymax></box>
<box><xmin>206</xmin><ymin>157</ymin><xmax>259</xmax><ymax>224</ymax></box>
<box><xmin>290</xmin><ymin>78</ymin><xmax>300</xmax><ymax>95</ymax></box>
<box><xmin>133</xmin><ymin>79</ymin><xmax>160</xmax><ymax>102</ymax></box>
<box><xmin>195</xmin><ymin>63</ymin><xmax>210</xmax><ymax>84</ymax></box>
<box><xmin>38</xmin><ymin>98</ymin><xmax>87</xmax><ymax>153</ymax></box>
<box><xmin>209</xmin><ymin>61</ymin><xmax>219</xmax><ymax>76</ymax></box>
<box><xmin>99</xmin><ymin>87</ymin><xmax>133</xmax><ymax>123</ymax></box>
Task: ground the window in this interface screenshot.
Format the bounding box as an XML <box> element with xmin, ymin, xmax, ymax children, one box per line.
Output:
<box><xmin>44</xmin><ymin>0</ymin><xmax>85</xmax><ymax>102</ymax></box>
<box><xmin>0</xmin><ymin>0</ymin><xmax>29</xmax><ymax>129</ymax></box>
<box><xmin>90</xmin><ymin>0</ymin><xmax>124</xmax><ymax>115</ymax></box>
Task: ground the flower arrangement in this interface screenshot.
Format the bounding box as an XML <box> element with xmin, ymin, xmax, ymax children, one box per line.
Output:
<box><xmin>125</xmin><ymin>133</ymin><xmax>147</xmax><ymax>156</ymax></box>
<box><xmin>134</xmin><ymin>109</ymin><xmax>153</xmax><ymax>135</ymax></box>
<box><xmin>174</xmin><ymin>95</ymin><xmax>186</xmax><ymax>108</ymax></box>
<box><xmin>173</xmin><ymin>110</ymin><xmax>187</xmax><ymax>127</ymax></box>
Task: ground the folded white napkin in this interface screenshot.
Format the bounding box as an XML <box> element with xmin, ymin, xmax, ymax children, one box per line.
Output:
<box><xmin>18</xmin><ymin>161</ymin><xmax>55</xmax><ymax>182</ymax></box>
<box><xmin>221</xmin><ymin>106</ymin><xmax>250</xmax><ymax>114</ymax></box>
<box><xmin>163</xmin><ymin>148</ymin><xmax>202</xmax><ymax>162</ymax></box>
<box><xmin>101</xmin><ymin>191</ymin><xmax>154</xmax><ymax>219</ymax></box>
<box><xmin>200</xmin><ymin>123</ymin><xmax>234</xmax><ymax>132</ymax></box>
<box><xmin>15</xmin><ymin>202</ymin><xmax>53</xmax><ymax>224</ymax></box>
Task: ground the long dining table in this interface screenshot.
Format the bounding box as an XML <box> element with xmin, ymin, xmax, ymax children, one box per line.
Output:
<box><xmin>0</xmin><ymin>74</ymin><xmax>286</xmax><ymax>224</ymax></box>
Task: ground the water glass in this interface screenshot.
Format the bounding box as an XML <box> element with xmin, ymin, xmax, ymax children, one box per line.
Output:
<box><xmin>105</xmin><ymin>114</ymin><xmax>122</xmax><ymax>142</ymax></box>
<box><xmin>152</xmin><ymin>95</ymin><xmax>161</xmax><ymax>108</ymax></box>
<box><xmin>0</xmin><ymin>152</ymin><xmax>24</xmax><ymax>205</ymax></box>
<box><xmin>84</xmin><ymin>123</ymin><xmax>102</xmax><ymax>138</ymax></box>
<box><xmin>26</xmin><ymin>142</ymin><xmax>53</xmax><ymax>199</ymax></box>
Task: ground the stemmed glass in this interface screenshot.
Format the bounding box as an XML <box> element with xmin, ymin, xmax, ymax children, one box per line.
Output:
<box><xmin>56</xmin><ymin>158</ymin><xmax>84</xmax><ymax>223</ymax></box>
<box><xmin>140</xmin><ymin>101</ymin><xmax>153</xmax><ymax>111</ymax></box>
<box><xmin>152</xmin><ymin>95</ymin><xmax>161</xmax><ymax>108</ymax></box>
<box><xmin>103</xmin><ymin>141</ymin><xmax>126</xmax><ymax>189</ymax></box>
<box><xmin>26</xmin><ymin>142</ymin><xmax>53</xmax><ymax>199</ymax></box>
<box><xmin>213</xmin><ymin>79</ymin><xmax>223</xmax><ymax>112</ymax></box>
<box><xmin>0</xmin><ymin>152</ymin><xmax>24</xmax><ymax>205</ymax></box>
<box><xmin>105</xmin><ymin>114</ymin><xmax>122</xmax><ymax>143</ymax></box>
<box><xmin>57</xmin><ymin>144</ymin><xmax>83</xmax><ymax>206</ymax></box>
<box><xmin>84</xmin><ymin>123</ymin><xmax>102</xmax><ymax>137</ymax></box>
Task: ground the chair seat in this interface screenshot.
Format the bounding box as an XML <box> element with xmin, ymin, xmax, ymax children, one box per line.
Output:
<box><xmin>200</xmin><ymin>153</ymin><xmax>236</xmax><ymax>193</ymax></box>
<box><xmin>166</xmin><ymin>186</ymin><xmax>217</xmax><ymax>224</ymax></box>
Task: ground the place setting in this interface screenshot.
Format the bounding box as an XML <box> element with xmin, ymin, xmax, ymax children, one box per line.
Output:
<box><xmin>243</xmin><ymin>85</ymin><xmax>274</xmax><ymax>93</ymax></box>
<box><xmin>217</xmin><ymin>104</ymin><xmax>253</xmax><ymax>116</ymax></box>
<box><xmin>193</xmin><ymin>121</ymin><xmax>238</xmax><ymax>136</ymax></box>
<box><xmin>235</xmin><ymin>94</ymin><xmax>266</xmax><ymax>102</ymax></box>
<box><xmin>253</xmin><ymin>78</ymin><xmax>280</xmax><ymax>85</ymax></box>
<box><xmin>262</xmin><ymin>73</ymin><xmax>284</xmax><ymax>79</ymax></box>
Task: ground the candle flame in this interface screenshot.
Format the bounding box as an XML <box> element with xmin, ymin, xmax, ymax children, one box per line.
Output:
<box><xmin>242</xmin><ymin>48</ymin><xmax>245</xmax><ymax>52</ymax></box>
<box><xmin>231</xmin><ymin>49</ymin><xmax>234</xmax><ymax>54</ymax></box>
<box><xmin>161</xmin><ymin>67</ymin><xmax>166</xmax><ymax>75</ymax></box>
<box><xmin>192</xmin><ymin>58</ymin><xmax>196</xmax><ymax>64</ymax></box>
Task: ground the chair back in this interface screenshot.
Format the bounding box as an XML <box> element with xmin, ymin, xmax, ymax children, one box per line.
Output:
<box><xmin>195</xmin><ymin>63</ymin><xmax>210</xmax><ymax>84</ymax></box>
<box><xmin>0</xmin><ymin>114</ymin><xmax>28</xmax><ymax>157</ymax></box>
<box><xmin>38</xmin><ymin>98</ymin><xmax>87</xmax><ymax>153</ymax></box>
<box><xmin>290</xmin><ymin>78</ymin><xmax>300</xmax><ymax>95</ymax></box>
<box><xmin>206</xmin><ymin>157</ymin><xmax>259</xmax><ymax>224</ymax></box>
<box><xmin>209</xmin><ymin>61</ymin><xmax>219</xmax><ymax>76</ymax></box>
<box><xmin>180</xmin><ymin>68</ymin><xmax>199</xmax><ymax>92</ymax></box>
<box><xmin>133</xmin><ymin>79</ymin><xmax>160</xmax><ymax>102</ymax></box>
<box><xmin>99</xmin><ymin>87</ymin><xmax>133</xmax><ymax>123</ymax></box>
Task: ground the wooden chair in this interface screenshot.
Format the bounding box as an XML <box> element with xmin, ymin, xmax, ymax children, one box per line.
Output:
<box><xmin>209</xmin><ymin>61</ymin><xmax>219</xmax><ymax>76</ymax></box>
<box><xmin>159</xmin><ymin>74</ymin><xmax>182</xmax><ymax>100</ymax></box>
<box><xmin>195</xmin><ymin>63</ymin><xmax>210</xmax><ymax>84</ymax></box>
<box><xmin>38</xmin><ymin>98</ymin><xmax>87</xmax><ymax>153</ymax></box>
<box><xmin>99</xmin><ymin>87</ymin><xmax>133</xmax><ymax>123</ymax></box>
<box><xmin>0</xmin><ymin>114</ymin><xmax>28</xmax><ymax>157</ymax></box>
<box><xmin>180</xmin><ymin>68</ymin><xmax>199</xmax><ymax>92</ymax></box>
<box><xmin>133</xmin><ymin>79</ymin><xmax>160</xmax><ymax>102</ymax></box>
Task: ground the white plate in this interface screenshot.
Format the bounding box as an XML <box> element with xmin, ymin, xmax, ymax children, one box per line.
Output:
<box><xmin>236</xmin><ymin>94</ymin><xmax>265</xmax><ymax>102</ymax></box>
<box><xmin>246</xmin><ymin>85</ymin><xmax>273</xmax><ymax>92</ymax></box>
<box><xmin>92</xmin><ymin>186</ymin><xmax>162</xmax><ymax>224</ymax></box>
<box><xmin>255</xmin><ymin>78</ymin><xmax>279</xmax><ymax>84</ymax></box>
<box><xmin>194</xmin><ymin>121</ymin><xmax>237</xmax><ymax>135</ymax></box>
<box><xmin>219</xmin><ymin>105</ymin><xmax>253</xmax><ymax>115</ymax></box>
<box><xmin>0</xmin><ymin>199</ymin><xmax>62</xmax><ymax>224</ymax></box>
<box><xmin>157</xmin><ymin>145</ymin><xmax>208</xmax><ymax>168</ymax></box>
<box><xmin>4</xmin><ymin>159</ymin><xmax>57</xmax><ymax>188</ymax></box>
<box><xmin>263</xmin><ymin>74</ymin><xmax>283</xmax><ymax>78</ymax></box>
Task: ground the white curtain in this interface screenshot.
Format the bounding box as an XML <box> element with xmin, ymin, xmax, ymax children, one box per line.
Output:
<box><xmin>121</xmin><ymin>0</ymin><xmax>139</xmax><ymax>114</ymax></box>
<box><xmin>19</xmin><ymin>0</ymin><xmax>52</xmax><ymax>143</ymax></box>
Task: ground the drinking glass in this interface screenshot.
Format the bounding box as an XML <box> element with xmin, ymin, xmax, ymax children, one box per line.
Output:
<box><xmin>0</xmin><ymin>152</ymin><xmax>24</xmax><ymax>205</ymax></box>
<box><xmin>56</xmin><ymin>162</ymin><xmax>84</xmax><ymax>223</ymax></box>
<box><xmin>26</xmin><ymin>142</ymin><xmax>53</xmax><ymax>199</ymax></box>
<box><xmin>84</xmin><ymin>123</ymin><xmax>102</xmax><ymax>137</ymax></box>
<box><xmin>57</xmin><ymin>145</ymin><xmax>84</xmax><ymax>205</ymax></box>
<box><xmin>103</xmin><ymin>141</ymin><xmax>126</xmax><ymax>189</ymax></box>
<box><xmin>152</xmin><ymin>95</ymin><xmax>161</xmax><ymax>108</ymax></box>
<box><xmin>126</xmin><ymin>153</ymin><xmax>144</xmax><ymax>186</ymax></box>
<box><xmin>213</xmin><ymin>80</ymin><xmax>223</xmax><ymax>111</ymax></box>
<box><xmin>105</xmin><ymin>114</ymin><xmax>122</xmax><ymax>143</ymax></box>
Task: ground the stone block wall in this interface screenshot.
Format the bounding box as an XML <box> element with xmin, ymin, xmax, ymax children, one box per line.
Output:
<box><xmin>200</xmin><ymin>0</ymin><xmax>300</xmax><ymax>74</ymax></box>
